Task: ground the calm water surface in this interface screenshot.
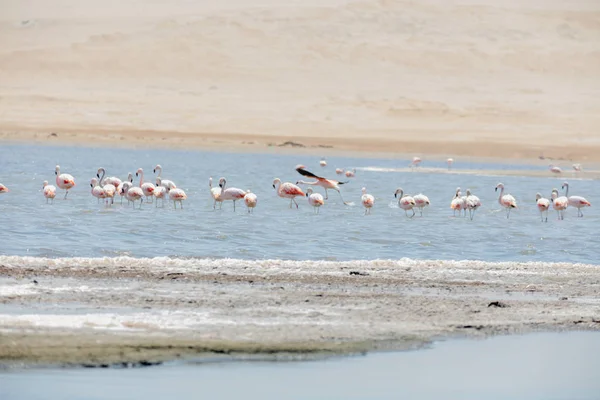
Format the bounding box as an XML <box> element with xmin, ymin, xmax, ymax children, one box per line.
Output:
<box><xmin>0</xmin><ymin>144</ymin><xmax>597</xmax><ymax>263</ymax></box>
<box><xmin>1</xmin><ymin>332</ymin><xmax>599</xmax><ymax>400</ymax></box>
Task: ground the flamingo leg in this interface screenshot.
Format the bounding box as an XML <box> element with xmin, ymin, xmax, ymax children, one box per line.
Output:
<box><xmin>324</xmin><ymin>189</ymin><xmax>329</xmax><ymax>200</ymax></box>
<box><xmin>293</xmin><ymin>198</ymin><xmax>299</xmax><ymax>209</ymax></box>
<box><xmin>180</xmin><ymin>201</ymin><xmax>183</xmax><ymax>209</ymax></box>
<box><xmin>335</xmin><ymin>189</ymin><xmax>351</xmax><ymax>206</ymax></box>
<box><xmin>233</xmin><ymin>200</ymin><xmax>236</xmax><ymax>212</ymax></box>
<box><xmin>64</xmin><ymin>190</ymin><xmax>68</xmax><ymax>200</ymax></box>
<box><xmin>289</xmin><ymin>198</ymin><xmax>293</xmax><ymax>208</ymax></box>
<box><xmin>411</xmin><ymin>209</ymin><xmax>415</xmax><ymax>218</ymax></box>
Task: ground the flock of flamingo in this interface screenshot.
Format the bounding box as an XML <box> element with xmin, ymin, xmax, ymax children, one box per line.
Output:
<box><xmin>0</xmin><ymin>158</ymin><xmax>592</xmax><ymax>220</ymax></box>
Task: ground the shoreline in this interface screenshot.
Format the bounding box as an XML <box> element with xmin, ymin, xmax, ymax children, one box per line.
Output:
<box><xmin>1</xmin><ymin>128</ymin><xmax>599</xmax><ymax>167</ymax></box>
<box><xmin>2</xmin><ymin>258</ymin><xmax>599</xmax><ymax>367</ymax></box>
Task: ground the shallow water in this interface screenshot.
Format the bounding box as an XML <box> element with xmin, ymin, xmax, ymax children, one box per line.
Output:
<box><xmin>2</xmin><ymin>332</ymin><xmax>599</xmax><ymax>400</ymax></box>
<box><xmin>0</xmin><ymin>144</ymin><xmax>597</xmax><ymax>263</ymax></box>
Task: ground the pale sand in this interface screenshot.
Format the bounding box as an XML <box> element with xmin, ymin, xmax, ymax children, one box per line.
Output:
<box><xmin>1</xmin><ymin>0</ymin><xmax>600</xmax><ymax>162</ymax></box>
<box><xmin>1</xmin><ymin>260</ymin><xmax>599</xmax><ymax>366</ymax></box>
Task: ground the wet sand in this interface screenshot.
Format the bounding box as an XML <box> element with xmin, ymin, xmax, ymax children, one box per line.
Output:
<box><xmin>1</xmin><ymin>259</ymin><xmax>599</xmax><ymax>366</ymax></box>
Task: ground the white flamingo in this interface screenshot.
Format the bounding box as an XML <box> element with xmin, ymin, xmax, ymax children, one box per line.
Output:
<box><xmin>244</xmin><ymin>191</ymin><xmax>258</xmax><ymax>213</ymax></box>
<box><xmin>549</xmin><ymin>165</ymin><xmax>562</xmax><ymax>174</ymax></box>
<box><xmin>551</xmin><ymin>189</ymin><xmax>568</xmax><ymax>220</ymax></box>
<box><xmin>218</xmin><ymin>178</ymin><xmax>246</xmax><ymax>211</ymax></box>
<box><xmin>90</xmin><ymin>178</ymin><xmax>106</xmax><ymax>203</ymax></box>
<box><xmin>410</xmin><ymin>157</ymin><xmax>422</xmax><ymax>168</ymax></box>
<box><xmin>562</xmin><ymin>181</ymin><xmax>591</xmax><ymax>217</ymax></box>
<box><xmin>135</xmin><ymin>168</ymin><xmax>155</xmax><ymax>202</ymax></box>
<box><xmin>450</xmin><ymin>187</ymin><xmax>465</xmax><ymax>217</ymax></box>
<box><xmin>495</xmin><ymin>183</ymin><xmax>517</xmax><ymax>218</ymax></box>
<box><xmin>273</xmin><ymin>178</ymin><xmax>305</xmax><ymax>209</ymax></box>
<box><xmin>116</xmin><ymin>173</ymin><xmax>133</xmax><ymax>204</ymax></box>
<box><xmin>122</xmin><ymin>174</ymin><xmax>144</xmax><ymax>209</ymax></box>
<box><xmin>345</xmin><ymin>169</ymin><xmax>356</xmax><ymax>178</ymax></box>
<box><xmin>42</xmin><ymin>181</ymin><xmax>56</xmax><ymax>204</ymax></box>
<box><xmin>335</xmin><ymin>168</ymin><xmax>344</xmax><ymax>175</ymax></box>
<box><xmin>465</xmin><ymin>189</ymin><xmax>481</xmax><ymax>220</ymax></box>
<box><xmin>447</xmin><ymin>158</ymin><xmax>454</xmax><ymax>170</ymax></box>
<box><xmin>55</xmin><ymin>165</ymin><xmax>75</xmax><ymax>199</ymax></box>
<box><xmin>413</xmin><ymin>193</ymin><xmax>430</xmax><ymax>216</ymax></box>
<box><xmin>320</xmin><ymin>158</ymin><xmax>327</xmax><ymax>167</ymax></box>
<box><xmin>361</xmin><ymin>187</ymin><xmax>374</xmax><ymax>215</ymax></box>
<box><xmin>169</xmin><ymin>188</ymin><xmax>187</xmax><ymax>209</ymax></box>
<box><xmin>535</xmin><ymin>193</ymin><xmax>550</xmax><ymax>222</ymax></box>
<box><xmin>96</xmin><ymin>168</ymin><xmax>116</xmax><ymax>205</ymax></box>
<box><xmin>153</xmin><ymin>165</ymin><xmax>177</xmax><ymax>191</ymax></box>
<box><xmin>209</xmin><ymin>177</ymin><xmax>223</xmax><ymax>210</ymax></box>
<box><xmin>394</xmin><ymin>188</ymin><xmax>416</xmax><ymax>217</ymax></box>
<box><xmin>306</xmin><ymin>187</ymin><xmax>324</xmax><ymax>214</ymax></box>
<box><xmin>154</xmin><ymin>178</ymin><xmax>168</xmax><ymax>207</ymax></box>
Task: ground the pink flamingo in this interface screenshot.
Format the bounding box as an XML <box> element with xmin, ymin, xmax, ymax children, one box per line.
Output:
<box><xmin>572</xmin><ymin>164</ymin><xmax>582</xmax><ymax>172</ymax></box>
<box><xmin>394</xmin><ymin>188</ymin><xmax>416</xmax><ymax>217</ymax></box>
<box><xmin>122</xmin><ymin>174</ymin><xmax>144</xmax><ymax>209</ymax></box>
<box><xmin>345</xmin><ymin>169</ymin><xmax>356</xmax><ymax>178</ymax></box>
<box><xmin>295</xmin><ymin>165</ymin><xmax>350</xmax><ymax>205</ymax></box>
<box><xmin>450</xmin><ymin>187</ymin><xmax>465</xmax><ymax>217</ymax></box>
<box><xmin>549</xmin><ymin>165</ymin><xmax>562</xmax><ymax>174</ymax></box>
<box><xmin>154</xmin><ymin>178</ymin><xmax>168</xmax><ymax>207</ymax></box>
<box><xmin>116</xmin><ymin>173</ymin><xmax>133</xmax><ymax>204</ymax></box>
<box><xmin>42</xmin><ymin>181</ymin><xmax>56</xmax><ymax>203</ymax></box>
<box><xmin>306</xmin><ymin>187</ymin><xmax>324</xmax><ymax>214</ymax></box>
<box><xmin>209</xmin><ymin>177</ymin><xmax>223</xmax><ymax>210</ymax></box>
<box><xmin>90</xmin><ymin>178</ymin><xmax>107</xmax><ymax>203</ymax></box>
<box><xmin>447</xmin><ymin>158</ymin><xmax>454</xmax><ymax>170</ymax></box>
<box><xmin>273</xmin><ymin>178</ymin><xmax>305</xmax><ymax>208</ymax></box>
<box><xmin>361</xmin><ymin>187</ymin><xmax>374</xmax><ymax>215</ymax></box>
<box><xmin>413</xmin><ymin>193</ymin><xmax>430</xmax><ymax>216</ymax></box>
<box><xmin>218</xmin><ymin>178</ymin><xmax>246</xmax><ymax>211</ymax></box>
<box><xmin>96</xmin><ymin>167</ymin><xmax>121</xmax><ymax>188</ymax></box>
<box><xmin>551</xmin><ymin>189</ymin><xmax>568</xmax><ymax>220</ymax></box>
<box><xmin>562</xmin><ymin>181</ymin><xmax>590</xmax><ymax>217</ymax></box>
<box><xmin>535</xmin><ymin>193</ymin><xmax>550</xmax><ymax>222</ymax></box>
<box><xmin>495</xmin><ymin>183</ymin><xmax>517</xmax><ymax>218</ymax></box>
<box><xmin>135</xmin><ymin>168</ymin><xmax>155</xmax><ymax>202</ymax></box>
<box><xmin>169</xmin><ymin>188</ymin><xmax>187</xmax><ymax>209</ymax></box>
<box><xmin>410</xmin><ymin>157</ymin><xmax>422</xmax><ymax>168</ymax></box>
<box><xmin>335</xmin><ymin>168</ymin><xmax>344</xmax><ymax>175</ymax></box>
<box><xmin>244</xmin><ymin>191</ymin><xmax>258</xmax><ymax>213</ymax></box>
<box><xmin>153</xmin><ymin>165</ymin><xmax>177</xmax><ymax>191</ymax></box>
<box><xmin>465</xmin><ymin>189</ymin><xmax>481</xmax><ymax>220</ymax></box>
<box><xmin>55</xmin><ymin>165</ymin><xmax>75</xmax><ymax>199</ymax></box>
<box><xmin>0</xmin><ymin>184</ymin><xmax>8</xmax><ymax>193</ymax></box>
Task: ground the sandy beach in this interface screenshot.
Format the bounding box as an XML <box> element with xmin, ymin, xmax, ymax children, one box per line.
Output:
<box><xmin>1</xmin><ymin>0</ymin><xmax>599</xmax><ymax>161</ymax></box>
<box><xmin>1</xmin><ymin>258</ymin><xmax>599</xmax><ymax>366</ymax></box>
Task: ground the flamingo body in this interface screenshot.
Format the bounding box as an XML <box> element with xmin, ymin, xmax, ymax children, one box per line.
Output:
<box><xmin>495</xmin><ymin>183</ymin><xmax>517</xmax><ymax>218</ymax></box>
<box><xmin>562</xmin><ymin>182</ymin><xmax>591</xmax><ymax>217</ymax></box>
<box><xmin>306</xmin><ymin>188</ymin><xmax>324</xmax><ymax>214</ymax></box>
<box><xmin>169</xmin><ymin>188</ymin><xmax>187</xmax><ymax>209</ymax></box>
<box><xmin>535</xmin><ymin>193</ymin><xmax>550</xmax><ymax>222</ymax></box>
<box><xmin>394</xmin><ymin>188</ymin><xmax>416</xmax><ymax>217</ymax></box>
<box><xmin>413</xmin><ymin>193</ymin><xmax>430</xmax><ymax>216</ymax></box>
<box><xmin>361</xmin><ymin>187</ymin><xmax>374</xmax><ymax>214</ymax></box>
<box><xmin>55</xmin><ymin>165</ymin><xmax>75</xmax><ymax>199</ymax></box>
<box><xmin>273</xmin><ymin>178</ymin><xmax>305</xmax><ymax>208</ymax></box>
<box><xmin>0</xmin><ymin>184</ymin><xmax>8</xmax><ymax>193</ymax></box>
<box><xmin>244</xmin><ymin>191</ymin><xmax>258</xmax><ymax>213</ymax></box>
<box><xmin>42</xmin><ymin>181</ymin><xmax>56</xmax><ymax>203</ymax></box>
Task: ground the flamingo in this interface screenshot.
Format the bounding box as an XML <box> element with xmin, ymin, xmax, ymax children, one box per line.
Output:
<box><xmin>306</xmin><ymin>187</ymin><xmax>324</xmax><ymax>214</ymax></box>
<box><xmin>96</xmin><ymin>168</ymin><xmax>116</xmax><ymax>205</ymax></box>
<box><xmin>295</xmin><ymin>165</ymin><xmax>350</xmax><ymax>205</ymax></box>
<box><xmin>562</xmin><ymin>181</ymin><xmax>591</xmax><ymax>217</ymax></box>
<box><xmin>42</xmin><ymin>181</ymin><xmax>56</xmax><ymax>204</ymax></box>
<box><xmin>450</xmin><ymin>187</ymin><xmax>465</xmax><ymax>217</ymax></box>
<box><xmin>218</xmin><ymin>178</ymin><xmax>246</xmax><ymax>211</ymax></box>
<box><xmin>90</xmin><ymin>178</ymin><xmax>107</xmax><ymax>203</ymax></box>
<box><xmin>495</xmin><ymin>183</ymin><xmax>517</xmax><ymax>218</ymax></box>
<box><xmin>551</xmin><ymin>189</ymin><xmax>568</xmax><ymax>220</ymax></box>
<box><xmin>335</xmin><ymin>168</ymin><xmax>344</xmax><ymax>175</ymax></box>
<box><xmin>361</xmin><ymin>187</ymin><xmax>374</xmax><ymax>215</ymax></box>
<box><xmin>154</xmin><ymin>178</ymin><xmax>168</xmax><ymax>207</ymax></box>
<box><xmin>535</xmin><ymin>193</ymin><xmax>550</xmax><ymax>222</ymax></box>
<box><xmin>320</xmin><ymin>158</ymin><xmax>327</xmax><ymax>167</ymax></box>
<box><xmin>413</xmin><ymin>193</ymin><xmax>430</xmax><ymax>216</ymax></box>
<box><xmin>464</xmin><ymin>189</ymin><xmax>481</xmax><ymax>220</ymax></box>
<box><xmin>244</xmin><ymin>191</ymin><xmax>258</xmax><ymax>213</ymax></box>
<box><xmin>549</xmin><ymin>165</ymin><xmax>562</xmax><ymax>174</ymax></box>
<box><xmin>410</xmin><ymin>157</ymin><xmax>422</xmax><ymax>168</ymax></box>
<box><xmin>169</xmin><ymin>188</ymin><xmax>187</xmax><ymax>209</ymax></box>
<box><xmin>0</xmin><ymin>184</ymin><xmax>8</xmax><ymax>193</ymax></box>
<box><xmin>116</xmin><ymin>173</ymin><xmax>133</xmax><ymax>204</ymax></box>
<box><xmin>447</xmin><ymin>158</ymin><xmax>454</xmax><ymax>170</ymax></box>
<box><xmin>345</xmin><ymin>169</ymin><xmax>356</xmax><ymax>178</ymax></box>
<box><xmin>572</xmin><ymin>163</ymin><xmax>582</xmax><ymax>172</ymax></box>
<box><xmin>273</xmin><ymin>178</ymin><xmax>305</xmax><ymax>209</ymax></box>
<box><xmin>153</xmin><ymin>165</ymin><xmax>177</xmax><ymax>191</ymax></box>
<box><xmin>96</xmin><ymin>168</ymin><xmax>121</xmax><ymax>188</ymax></box>
<box><xmin>122</xmin><ymin>174</ymin><xmax>144</xmax><ymax>209</ymax></box>
<box><xmin>135</xmin><ymin>168</ymin><xmax>155</xmax><ymax>202</ymax></box>
<box><xmin>209</xmin><ymin>177</ymin><xmax>223</xmax><ymax>210</ymax></box>
<box><xmin>394</xmin><ymin>188</ymin><xmax>416</xmax><ymax>217</ymax></box>
<box><xmin>55</xmin><ymin>165</ymin><xmax>75</xmax><ymax>199</ymax></box>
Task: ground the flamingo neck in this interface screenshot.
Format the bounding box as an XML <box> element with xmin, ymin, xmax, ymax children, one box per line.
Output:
<box><xmin>497</xmin><ymin>186</ymin><xmax>504</xmax><ymax>201</ymax></box>
<box><xmin>98</xmin><ymin>169</ymin><xmax>106</xmax><ymax>184</ymax></box>
<box><xmin>138</xmin><ymin>171</ymin><xmax>144</xmax><ymax>186</ymax></box>
<box><xmin>156</xmin><ymin>167</ymin><xmax>162</xmax><ymax>178</ymax></box>
<box><xmin>564</xmin><ymin>185</ymin><xmax>569</xmax><ymax>197</ymax></box>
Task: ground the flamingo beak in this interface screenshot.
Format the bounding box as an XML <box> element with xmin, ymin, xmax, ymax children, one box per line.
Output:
<box><xmin>55</xmin><ymin>171</ymin><xmax>57</xmax><ymax>175</ymax></box>
<box><xmin>153</xmin><ymin>169</ymin><xmax>156</xmax><ymax>173</ymax></box>
<box><xmin>136</xmin><ymin>173</ymin><xmax>139</xmax><ymax>177</ymax></box>
<box><xmin>394</xmin><ymin>193</ymin><xmax>397</xmax><ymax>198</ymax></box>
<box><xmin>90</xmin><ymin>184</ymin><xmax>93</xmax><ymax>188</ymax></box>
<box><xmin>272</xmin><ymin>184</ymin><xmax>276</xmax><ymax>189</ymax></box>
<box><xmin>495</xmin><ymin>187</ymin><xmax>498</xmax><ymax>192</ymax></box>
<box><xmin>96</xmin><ymin>173</ymin><xmax>100</xmax><ymax>178</ymax></box>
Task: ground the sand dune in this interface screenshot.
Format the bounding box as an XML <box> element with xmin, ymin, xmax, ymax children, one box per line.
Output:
<box><xmin>1</xmin><ymin>0</ymin><xmax>599</xmax><ymax>160</ymax></box>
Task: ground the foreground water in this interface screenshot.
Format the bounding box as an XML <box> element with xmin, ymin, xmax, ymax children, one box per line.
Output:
<box><xmin>0</xmin><ymin>144</ymin><xmax>597</xmax><ymax>263</ymax></box>
<box><xmin>1</xmin><ymin>332</ymin><xmax>599</xmax><ymax>400</ymax></box>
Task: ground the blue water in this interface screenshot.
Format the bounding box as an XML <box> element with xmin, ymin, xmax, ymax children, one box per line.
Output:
<box><xmin>0</xmin><ymin>144</ymin><xmax>597</xmax><ymax>263</ymax></box>
<box><xmin>2</xmin><ymin>332</ymin><xmax>599</xmax><ymax>400</ymax></box>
